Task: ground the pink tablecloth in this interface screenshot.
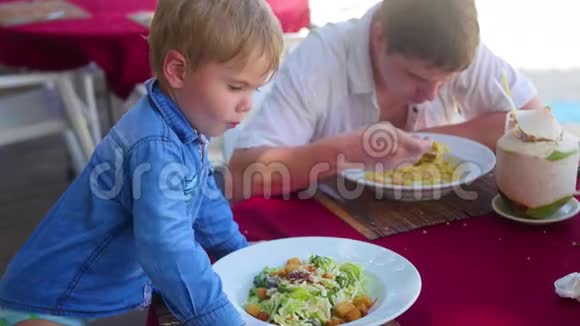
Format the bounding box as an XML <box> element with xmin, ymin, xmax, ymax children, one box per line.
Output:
<box><xmin>232</xmin><ymin>196</ymin><xmax>580</xmax><ymax>326</ymax></box>
<box><xmin>265</xmin><ymin>0</ymin><xmax>310</xmax><ymax>33</ymax></box>
<box><xmin>0</xmin><ymin>0</ymin><xmax>310</xmax><ymax>98</ymax></box>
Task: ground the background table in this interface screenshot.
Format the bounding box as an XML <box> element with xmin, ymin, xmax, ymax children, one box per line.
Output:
<box><xmin>0</xmin><ymin>0</ymin><xmax>311</xmax><ymax>98</ymax></box>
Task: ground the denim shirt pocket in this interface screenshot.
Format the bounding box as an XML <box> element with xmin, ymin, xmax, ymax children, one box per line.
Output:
<box><xmin>155</xmin><ymin>156</ymin><xmax>200</xmax><ymax>204</ymax></box>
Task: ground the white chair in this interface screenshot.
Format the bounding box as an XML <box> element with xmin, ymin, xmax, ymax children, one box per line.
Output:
<box><xmin>0</xmin><ymin>67</ymin><xmax>103</xmax><ymax>156</ymax></box>
<box><xmin>0</xmin><ymin>73</ymin><xmax>87</xmax><ymax>175</ymax></box>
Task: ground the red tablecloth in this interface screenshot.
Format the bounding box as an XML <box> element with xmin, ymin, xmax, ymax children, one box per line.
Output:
<box><xmin>0</xmin><ymin>0</ymin><xmax>310</xmax><ymax>98</ymax></box>
<box><xmin>265</xmin><ymin>0</ymin><xmax>310</xmax><ymax>33</ymax></box>
<box><xmin>232</xmin><ymin>196</ymin><xmax>580</xmax><ymax>326</ymax></box>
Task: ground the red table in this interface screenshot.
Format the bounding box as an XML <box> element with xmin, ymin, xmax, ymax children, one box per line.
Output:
<box><xmin>0</xmin><ymin>0</ymin><xmax>310</xmax><ymax>98</ymax></box>
<box><xmin>266</xmin><ymin>0</ymin><xmax>310</xmax><ymax>33</ymax></box>
<box><xmin>231</xmin><ymin>196</ymin><xmax>580</xmax><ymax>326</ymax></box>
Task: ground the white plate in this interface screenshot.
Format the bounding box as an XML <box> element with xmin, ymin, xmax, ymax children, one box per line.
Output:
<box><xmin>492</xmin><ymin>195</ymin><xmax>580</xmax><ymax>225</ymax></box>
<box><xmin>341</xmin><ymin>133</ymin><xmax>496</xmax><ymax>201</ymax></box>
<box><xmin>213</xmin><ymin>237</ymin><xmax>422</xmax><ymax>326</ymax></box>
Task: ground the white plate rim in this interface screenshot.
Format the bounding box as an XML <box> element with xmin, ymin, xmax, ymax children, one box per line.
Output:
<box><xmin>213</xmin><ymin>236</ymin><xmax>423</xmax><ymax>326</ymax></box>
<box><xmin>491</xmin><ymin>195</ymin><xmax>580</xmax><ymax>224</ymax></box>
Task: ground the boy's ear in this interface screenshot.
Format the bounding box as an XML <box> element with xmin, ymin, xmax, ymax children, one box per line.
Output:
<box><xmin>163</xmin><ymin>50</ymin><xmax>187</xmax><ymax>89</ymax></box>
<box><xmin>371</xmin><ymin>21</ymin><xmax>386</xmax><ymax>54</ymax></box>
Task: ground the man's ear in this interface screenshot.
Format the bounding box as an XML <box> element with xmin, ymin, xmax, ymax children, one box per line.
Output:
<box><xmin>162</xmin><ymin>50</ymin><xmax>187</xmax><ymax>89</ymax></box>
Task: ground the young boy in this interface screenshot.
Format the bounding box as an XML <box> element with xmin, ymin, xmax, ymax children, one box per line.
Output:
<box><xmin>0</xmin><ymin>0</ymin><xmax>283</xmax><ymax>325</ymax></box>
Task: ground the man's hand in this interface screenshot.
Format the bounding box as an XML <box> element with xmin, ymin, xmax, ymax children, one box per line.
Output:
<box><xmin>338</xmin><ymin>122</ymin><xmax>433</xmax><ymax>171</ymax></box>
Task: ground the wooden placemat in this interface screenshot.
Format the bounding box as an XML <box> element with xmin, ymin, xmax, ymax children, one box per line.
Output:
<box><xmin>314</xmin><ymin>173</ymin><xmax>498</xmax><ymax>240</ymax></box>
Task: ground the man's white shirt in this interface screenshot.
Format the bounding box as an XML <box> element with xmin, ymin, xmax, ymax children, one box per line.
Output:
<box><xmin>235</xmin><ymin>5</ymin><xmax>537</xmax><ymax>149</ymax></box>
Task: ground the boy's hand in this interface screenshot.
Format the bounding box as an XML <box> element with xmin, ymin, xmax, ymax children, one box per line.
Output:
<box><xmin>248</xmin><ymin>241</ymin><xmax>266</xmax><ymax>246</ymax></box>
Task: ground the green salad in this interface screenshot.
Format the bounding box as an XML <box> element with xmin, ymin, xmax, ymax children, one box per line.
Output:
<box><xmin>244</xmin><ymin>255</ymin><xmax>376</xmax><ymax>326</ymax></box>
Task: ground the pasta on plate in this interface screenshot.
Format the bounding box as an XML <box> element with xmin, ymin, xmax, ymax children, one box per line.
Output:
<box><xmin>364</xmin><ymin>142</ymin><xmax>461</xmax><ymax>186</ymax></box>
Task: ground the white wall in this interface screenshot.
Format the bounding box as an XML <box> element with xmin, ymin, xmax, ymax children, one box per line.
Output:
<box><xmin>310</xmin><ymin>0</ymin><xmax>580</xmax><ymax>70</ymax></box>
<box><xmin>477</xmin><ymin>0</ymin><xmax>580</xmax><ymax>70</ymax></box>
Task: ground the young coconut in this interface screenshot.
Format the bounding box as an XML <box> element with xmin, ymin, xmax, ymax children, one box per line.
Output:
<box><xmin>495</xmin><ymin>106</ymin><xmax>579</xmax><ymax>219</ymax></box>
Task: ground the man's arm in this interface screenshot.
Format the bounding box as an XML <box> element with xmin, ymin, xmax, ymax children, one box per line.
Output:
<box><xmin>229</xmin><ymin>137</ymin><xmax>345</xmax><ymax>203</ymax></box>
<box><xmin>420</xmin><ymin>97</ymin><xmax>543</xmax><ymax>150</ymax></box>
<box><xmin>229</xmin><ymin>123</ymin><xmax>434</xmax><ymax>203</ymax></box>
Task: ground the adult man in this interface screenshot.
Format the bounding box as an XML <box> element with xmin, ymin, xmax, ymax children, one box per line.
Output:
<box><xmin>229</xmin><ymin>0</ymin><xmax>542</xmax><ymax>201</ymax></box>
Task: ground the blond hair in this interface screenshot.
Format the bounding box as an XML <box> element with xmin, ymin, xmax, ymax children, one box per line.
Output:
<box><xmin>377</xmin><ymin>0</ymin><xmax>480</xmax><ymax>71</ymax></box>
<box><xmin>149</xmin><ymin>0</ymin><xmax>284</xmax><ymax>81</ymax></box>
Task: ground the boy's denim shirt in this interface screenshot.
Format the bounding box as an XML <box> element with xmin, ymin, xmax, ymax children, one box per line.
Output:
<box><xmin>0</xmin><ymin>79</ymin><xmax>248</xmax><ymax>325</ymax></box>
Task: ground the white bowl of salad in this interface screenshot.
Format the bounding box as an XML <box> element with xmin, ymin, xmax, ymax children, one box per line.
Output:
<box><xmin>213</xmin><ymin>237</ymin><xmax>421</xmax><ymax>326</ymax></box>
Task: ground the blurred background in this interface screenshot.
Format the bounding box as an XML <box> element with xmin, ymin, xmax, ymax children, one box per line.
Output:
<box><xmin>0</xmin><ymin>0</ymin><xmax>578</xmax><ymax>324</ymax></box>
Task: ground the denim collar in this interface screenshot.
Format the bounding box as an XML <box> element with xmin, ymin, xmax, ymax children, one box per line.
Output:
<box><xmin>145</xmin><ymin>78</ymin><xmax>208</xmax><ymax>144</ymax></box>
